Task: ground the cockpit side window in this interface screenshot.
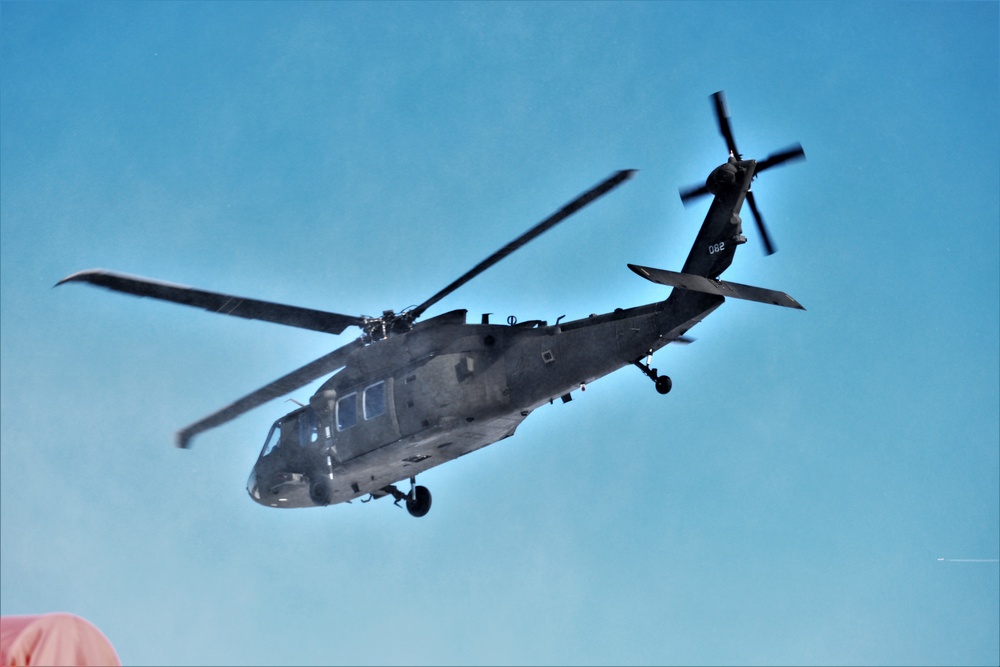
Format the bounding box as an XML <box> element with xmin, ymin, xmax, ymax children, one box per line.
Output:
<box><xmin>337</xmin><ymin>393</ymin><xmax>358</xmax><ymax>431</ymax></box>
<box><xmin>364</xmin><ymin>381</ymin><xmax>386</xmax><ymax>420</ymax></box>
<box><xmin>298</xmin><ymin>408</ymin><xmax>319</xmax><ymax>446</ymax></box>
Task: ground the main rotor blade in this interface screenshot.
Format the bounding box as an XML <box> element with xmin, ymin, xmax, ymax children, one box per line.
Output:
<box><xmin>409</xmin><ymin>169</ymin><xmax>635</xmax><ymax>320</ymax></box>
<box><xmin>745</xmin><ymin>191</ymin><xmax>776</xmax><ymax>255</ymax></box>
<box><xmin>756</xmin><ymin>143</ymin><xmax>805</xmax><ymax>173</ymax></box>
<box><xmin>56</xmin><ymin>269</ymin><xmax>365</xmax><ymax>335</ymax></box>
<box><xmin>175</xmin><ymin>338</ymin><xmax>365</xmax><ymax>448</ymax></box>
<box><xmin>712</xmin><ymin>91</ymin><xmax>740</xmax><ymax>159</ymax></box>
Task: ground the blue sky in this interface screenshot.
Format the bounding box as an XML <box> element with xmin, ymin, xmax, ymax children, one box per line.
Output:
<box><xmin>1</xmin><ymin>2</ymin><xmax>997</xmax><ymax>665</ymax></box>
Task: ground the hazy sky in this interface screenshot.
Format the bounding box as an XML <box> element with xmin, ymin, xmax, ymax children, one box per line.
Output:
<box><xmin>2</xmin><ymin>2</ymin><xmax>998</xmax><ymax>665</ymax></box>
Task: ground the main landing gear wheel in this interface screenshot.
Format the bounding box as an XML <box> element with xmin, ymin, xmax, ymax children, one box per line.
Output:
<box><xmin>406</xmin><ymin>485</ymin><xmax>432</xmax><ymax>517</ymax></box>
<box><xmin>383</xmin><ymin>477</ymin><xmax>433</xmax><ymax>517</ymax></box>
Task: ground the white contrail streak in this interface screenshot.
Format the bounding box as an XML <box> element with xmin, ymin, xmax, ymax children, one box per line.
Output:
<box><xmin>936</xmin><ymin>558</ymin><xmax>1000</xmax><ymax>563</ymax></box>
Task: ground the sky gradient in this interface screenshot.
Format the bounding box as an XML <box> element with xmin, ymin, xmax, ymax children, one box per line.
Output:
<box><xmin>2</xmin><ymin>2</ymin><xmax>998</xmax><ymax>665</ymax></box>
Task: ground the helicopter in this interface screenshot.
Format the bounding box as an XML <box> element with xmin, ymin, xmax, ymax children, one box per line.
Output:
<box><xmin>57</xmin><ymin>91</ymin><xmax>805</xmax><ymax>518</ymax></box>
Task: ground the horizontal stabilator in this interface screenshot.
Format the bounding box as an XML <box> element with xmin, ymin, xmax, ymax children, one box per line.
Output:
<box><xmin>628</xmin><ymin>264</ymin><xmax>805</xmax><ymax>310</ymax></box>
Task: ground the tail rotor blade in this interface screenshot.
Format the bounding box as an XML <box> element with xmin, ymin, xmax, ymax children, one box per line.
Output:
<box><xmin>679</xmin><ymin>183</ymin><xmax>711</xmax><ymax>205</ymax></box>
<box><xmin>712</xmin><ymin>91</ymin><xmax>740</xmax><ymax>159</ymax></box>
<box><xmin>757</xmin><ymin>143</ymin><xmax>806</xmax><ymax>173</ymax></box>
<box><xmin>745</xmin><ymin>191</ymin><xmax>776</xmax><ymax>256</ymax></box>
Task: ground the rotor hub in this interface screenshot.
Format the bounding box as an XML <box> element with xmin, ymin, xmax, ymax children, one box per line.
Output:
<box><xmin>361</xmin><ymin>309</ymin><xmax>417</xmax><ymax>343</ymax></box>
<box><xmin>705</xmin><ymin>160</ymin><xmax>739</xmax><ymax>196</ymax></box>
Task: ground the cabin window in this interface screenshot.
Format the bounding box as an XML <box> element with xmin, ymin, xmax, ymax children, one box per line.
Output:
<box><xmin>364</xmin><ymin>381</ymin><xmax>386</xmax><ymax>420</ymax></box>
<box><xmin>337</xmin><ymin>393</ymin><xmax>358</xmax><ymax>431</ymax></box>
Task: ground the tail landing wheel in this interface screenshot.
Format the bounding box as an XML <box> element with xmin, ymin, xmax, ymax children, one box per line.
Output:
<box><xmin>634</xmin><ymin>358</ymin><xmax>672</xmax><ymax>395</ymax></box>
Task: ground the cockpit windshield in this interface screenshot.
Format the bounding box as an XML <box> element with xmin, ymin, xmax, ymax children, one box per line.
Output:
<box><xmin>261</xmin><ymin>419</ymin><xmax>282</xmax><ymax>457</ymax></box>
<box><xmin>259</xmin><ymin>407</ymin><xmax>320</xmax><ymax>457</ymax></box>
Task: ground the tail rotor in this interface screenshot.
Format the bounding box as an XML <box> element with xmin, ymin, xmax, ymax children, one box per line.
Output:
<box><xmin>679</xmin><ymin>91</ymin><xmax>805</xmax><ymax>256</ymax></box>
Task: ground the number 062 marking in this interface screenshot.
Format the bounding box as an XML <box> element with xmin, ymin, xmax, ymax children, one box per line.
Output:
<box><xmin>708</xmin><ymin>241</ymin><xmax>726</xmax><ymax>254</ymax></box>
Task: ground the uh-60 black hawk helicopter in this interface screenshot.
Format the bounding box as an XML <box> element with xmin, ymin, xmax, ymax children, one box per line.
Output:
<box><xmin>59</xmin><ymin>91</ymin><xmax>805</xmax><ymax>517</ymax></box>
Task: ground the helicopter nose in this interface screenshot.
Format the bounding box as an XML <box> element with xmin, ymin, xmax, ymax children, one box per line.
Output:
<box><xmin>246</xmin><ymin>469</ymin><xmax>259</xmax><ymax>500</ymax></box>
